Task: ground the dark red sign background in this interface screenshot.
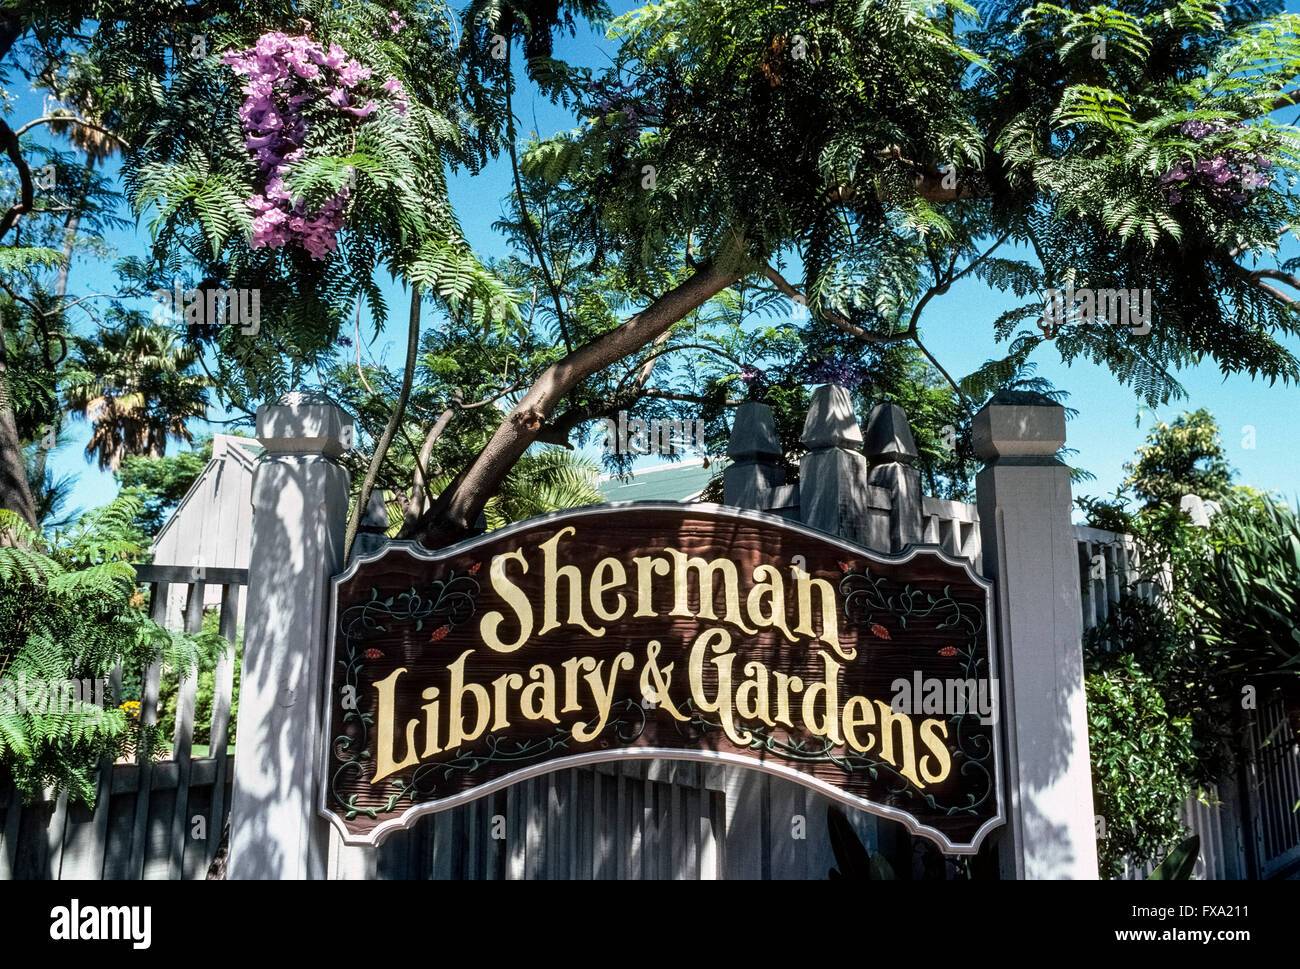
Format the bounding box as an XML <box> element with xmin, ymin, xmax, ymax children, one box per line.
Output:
<box><xmin>322</xmin><ymin>504</ymin><xmax>1002</xmax><ymax>852</ymax></box>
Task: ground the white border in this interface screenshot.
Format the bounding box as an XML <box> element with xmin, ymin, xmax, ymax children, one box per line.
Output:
<box><xmin>319</xmin><ymin>501</ymin><xmax>1005</xmax><ymax>855</ymax></box>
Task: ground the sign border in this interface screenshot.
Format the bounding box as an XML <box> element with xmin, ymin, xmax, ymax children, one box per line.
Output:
<box><xmin>318</xmin><ymin>501</ymin><xmax>1005</xmax><ymax>854</ymax></box>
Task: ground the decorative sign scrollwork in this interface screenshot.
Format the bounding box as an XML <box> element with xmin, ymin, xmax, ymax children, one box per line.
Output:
<box><xmin>321</xmin><ymin>504</ymin><xmax>1003</xmax><ymax>852</ymax></box>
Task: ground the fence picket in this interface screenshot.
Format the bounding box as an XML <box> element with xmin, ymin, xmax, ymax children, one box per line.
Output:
<box><xmin>167</xmin><ymin>581</ymin><xmax>204</xmax><ymax>878</ymax></box>
<box><xmin>127</xmin><ymin>582</ymin><xmax>167</xmax><ymax>880</ymax></box>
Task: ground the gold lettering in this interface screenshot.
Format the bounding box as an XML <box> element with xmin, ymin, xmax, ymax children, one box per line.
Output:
<box><xmin>919</xmin><ymin>718</ymin><xmax>953</xmax><ymax>785</ymax></box>
<box><xmin>491</xmin><ymin>672</ymin><xmax>524</xmax><ymax>731</ymax></box>
<box><xmin>589</xmin><ymin>557</ymin><xmax>628</xmax><ymax>623</ymax></box>
<box><xmin>842</xmin><ymin>695</ymin><xmax>876</xmax><ymax>753</ymax></box>
<box><xmin>771</xmin><ymin>670</ymin><xmax>804</xmax><ymax>727</ymax></box>
<box><xmin>561</xmin><ymin>656</ymin><xmax>597</xmax><ymax>713</ymax></box>
<box><xmin>372</xmin><ymin>668</ymin><xmax>419</xmax><ymax>783</ymax></box>
<box><xmin>688</xmin><ymin>629</ymin><xmax>752</xmax><ymax>746</ymax></box>
<box><xmin>446</xmin><ymin>651</ymin><xmax>491</xmax><ymax>748</ymax></box>
<box><xmin>746</xmin><ymin>564</ymin><xmax>797</xmax><ymax>642</ymax></box>
<box><xmin>480</xmin><ymin>548</ymin><xmax>533</xmax><ymax>652</ymax></box>
<box><xmin>520</xmin><ymin>664</ymin><xmax>559</xmax><ymax>723</ymax></box>
<box><xmin>572</xmin><ymin>652</ymin><xmax>635</xmax><ymax>742</ymax></box>
<box><xmin>631</xmin><ymin>555</ymin><xmax>671</xmax><ymax>617</ymax></box>
<box><xmin>735</xmin><ymin>660</ymin><xmax>775</xmax><ymax>726</ymax></box>
<box><xmin>539</xmin><ymin>527</ymin><xmax>606</xmax><ymax>637</ymax></box>
<box><xmin>874</xmin><ymin>699</ymin><xmax>923</xmax><ymax>788</ymax></box>
<box><xmin>795</xmin><ymin>571</ymin><xmax>849</xmax><ymax>660</ymax></box>
<box><xmin>800</xmin><ymin>650</ymin><xmax>844</xmax><ymax>745</ymax></box>
<box><xmin>420</xmin><ymin>686</ymin><xmax>442</xmax><ymax>757</ymax></box>
<box><xmin>666</xmin><ymin>549</ymin><xmax>757</xmax><ymax>634</ymax></box>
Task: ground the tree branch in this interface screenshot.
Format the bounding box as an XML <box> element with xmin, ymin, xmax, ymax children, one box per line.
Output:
<box><xmin>14</xmin><ymin>115</ymin><xmax>129</xmax><ymax>149</ymax></box>
<box><xmin>1230</xmin><ymin>224</ymin><xmax>1290</xmax><ymax>259</ymax></box>
<box><xmin>643</xmin><ymin>389</ymin><xmax>743</xmax><ymax>406</ymax></box>
<box><xmin>406</xmin><ymin>232</ymin><xmax>748</xmax><ymax>547</ymax></box>
<box><xmin>504</xmin><ymin>38</ymin><xmax>573</xmax><ymax>355</ymax></box>
<box><xmin>402</xmin><ymin>382</ymin><xmax>523</xmax><ymax>529</ymax></box>
<box><xmin>0</xmin><ymin>118</ymin><xmax>35</xmax><ymax>242</ymax></box>
<box><xmin>762</xmin><ymin>262</ymin><xmax>916</xmax><ymax>344</ymax></box>
<box><xmin>344</xmin><ymin>285</ymin><xmax>423</xmax><ymax>561</ymax></box>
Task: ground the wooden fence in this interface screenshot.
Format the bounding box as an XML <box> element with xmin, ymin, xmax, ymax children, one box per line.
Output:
<box><xmin>3</xmin><ymin>506</ymin><xmax>1297</xmax><ymax>879</ymax></box>
<box><xmin>0</xmin><ymin>565</ymin><xmax>243</xmax><ymax>880</ymax></box>
<box><xmin>1071</xmin><ymin>524</ymin><xmax>1299</xmax><ymax>881</ymax></box>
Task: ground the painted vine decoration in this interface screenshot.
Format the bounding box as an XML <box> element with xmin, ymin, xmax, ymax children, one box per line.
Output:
<box><xmin>829</xmin><ymin>563</ymin><xmax>996</xmax><ymax>816</ymax></box>
<box><xmin>330</xmin><ymin>558</ymin><xmax>651</xmax><ymax>820</ymax></box>
<box><xmin>838</xmin><ymin>565</ymin><xmax>984</xmax><ymax>639</ymax></box>
<box><xmin>332</xmin><ymin>567</ymin><xmax>483</xmax><ymax>821</ymax></box>
<box><xmin>671</xmin><ymin>698</ymin><xmax>994</xmax><ymax>817</ymax></box>
<box><xmin>382</xmin><ymin>699</ymin><xmax>648</xmax><ymax>808</ymax></box>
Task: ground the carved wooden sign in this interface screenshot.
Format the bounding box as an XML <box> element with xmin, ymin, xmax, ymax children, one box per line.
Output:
<box><xmin>321</xmin><ymin>504</ymin><xmax>1003</xmax><ymax>852</ymax></box>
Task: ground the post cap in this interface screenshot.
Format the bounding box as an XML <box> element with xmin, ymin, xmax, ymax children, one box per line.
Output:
<box><xmin>972</xmin><ymin>391</ymin><xmax>1065</xmax><ymax>460</ymax></box>
<box><xmin>863</xmin><ymin>402</ymin><xmax>918</xmax><ymax>466</ymax></box>
<box><xmin>256</xmin><ymin>390</ymin><xmax>356</xmax><ymax>457</ymax></box>
<box><xmin>801</xmin><ymin>384</ymin><xmax>863</xmax><ymax>450</ymax></box>
<box><xmin>727</xmin><ymin>401</ymin><xmax>783</xmax><ymax>461</ymax></box>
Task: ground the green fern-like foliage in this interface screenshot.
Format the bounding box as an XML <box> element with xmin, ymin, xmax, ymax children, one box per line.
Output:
<box><xmin>0</xmin><ymin>496</ymin><xmax>217</xmax><ymax>805</ymax></box>
<box><xmin>482</xmin><ymin>446</ymin><xmax>604</xmax><ymax>530</ymax></box>
<box><xmin>95</xmin><ymin>0</ymin><xmax>527</xmax><ymax>414</ymax></box>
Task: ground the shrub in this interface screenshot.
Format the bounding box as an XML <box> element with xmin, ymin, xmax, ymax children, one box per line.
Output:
<box><xmin>1085</xmin><ymin>651</ymin><xmax>1198</xmax><ymax>878</ymax></box>
<box><xmin>0</xmin><ymin>497</ymin><xmax>215</xmax><ymax>803</ymax></box>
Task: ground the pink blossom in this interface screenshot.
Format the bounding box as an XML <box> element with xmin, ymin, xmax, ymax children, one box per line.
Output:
<box><xmin>341</xmin><ymin>100</ymin><xmax>377</xmax><ymax>119</ymax></box>
<box><xmin>223</xmin><ymin>31</ymin><xmax>407</xmax><ymax>260</ymax></box>
<box><xmin>338</xmin><ymin>60</ymin><xmax>372</xmax><ymax>87</ymax></box>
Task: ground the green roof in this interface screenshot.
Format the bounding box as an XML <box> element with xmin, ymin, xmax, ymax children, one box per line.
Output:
<box><xmin>597</xmin><ymin>459</ymin><xmax>727</xmax><ymax>503</ymax></box>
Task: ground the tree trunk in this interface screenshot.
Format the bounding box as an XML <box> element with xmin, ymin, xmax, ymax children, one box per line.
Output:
<box><xmin>0</xmin><ymin>391</ymin><xmax>36</xmax><ymax>530</ymax></box>
<box><xmin>0</xmin><ymin>308</ymin><xmax>36</xmax><ymax>530</ymax></box>
<box><xmin>403</xmin><ymin>402</ymin><xmax>458</xmax><ymax>532</ymax></box>
<box><xmin>405</xmin><ymin>239</ymin><xmax>746</xmax><ymax>549</ymax></box>
<box><xmin>205</xmin><ymin>818</ymin><xmax>230</xmax><ymax>880</ymax></box>
<box><xmin>30</xmin><ymin>156</ymin><xmax>92</xmax><ymax>492</ymax></box>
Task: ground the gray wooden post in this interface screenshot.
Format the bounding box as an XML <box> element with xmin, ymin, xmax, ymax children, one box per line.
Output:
<box><xmin>862</xmin><ymin>402</ymin><xmax>924</xmax><ymax>552</ymax></box>
<box><xmin>723</xmin><ymin>401</ymin><xmax>785</xmax><ymax>509</ymax></box>
<box><xmin>789</xmin><ymin>385</ymin><xmax>882</xmax><ymax>874</ymax></box>
<box><xmin>227</xmin><ymin>391</ymin><xmax>354</xmax><ymax>880</ymax></box>
<box><xmin>799</xmin><ymin>384</ymin><xmax>871</xmax><ymax>546</ymax></box>
<box><xmin>974</xmin><ymin>391</ymin><xmax>1098</xmax><ymax>879</ymax></box>
<box><xmin>350</xmin><ymin>489</ymin><xmax>390</xmax><ymax>561</ymax></box>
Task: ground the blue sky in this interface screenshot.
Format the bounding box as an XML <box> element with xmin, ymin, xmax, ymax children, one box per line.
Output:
<box><xmin>28</xmin><ymin>2</ymin><xmax>1300</xmax><ymax>524</ymax></box>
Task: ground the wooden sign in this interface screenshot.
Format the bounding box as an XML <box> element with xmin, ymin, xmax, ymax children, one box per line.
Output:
<box><xmin>321</xmin><ymin>504</ymin><xmax>1003</xmax><ymax>852</ymax></box>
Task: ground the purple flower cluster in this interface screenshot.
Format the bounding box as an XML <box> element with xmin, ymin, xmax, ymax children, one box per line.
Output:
<box><xmin>388</xmin><ymin>10</ymin><xmax>407</xmax><ymax>34</ymax></box>
<box><xmin>223</xmin><ymin>32</ymin><xmax>408</xmax><ymax>260</ymax></box>
<box><xmin>1161</xmin><ymin>119</ymin><xmax>1272</xmax><ymax>206</ymax></box>
<box><xmin>738</xmin><ymin>365</ymin><xmax>764</xmax><ymax>385</ymax></box>
<box><xmin>584</xmin><ymin>78</ymin><xmax>651</xmax><ymax>124</ymax></box>
<box><xmin>806</xmin><ymin>358</ymin><xmax>870</xmax><ymax>389</ymax></box>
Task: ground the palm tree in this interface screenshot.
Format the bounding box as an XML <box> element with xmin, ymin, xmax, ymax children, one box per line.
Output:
<box><xmin>63</xmin><ymin>320</ymin><xmax>211</xmax><ymax>470</ymax></box>
<box><xmin>483</xmin><ymin>446</ymin><xmax>605</xmax><ymax>530</ymax></box>
<box><xmin>30</xmin><ymin>87</ymin><xmax>129</xmax><ymax>488</ymax></box>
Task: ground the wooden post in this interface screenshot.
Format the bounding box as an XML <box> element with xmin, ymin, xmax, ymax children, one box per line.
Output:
<box><xmin>974</xmin><ymin>391</ymin><xmax>1098</xmax><ymax>879</ymax></box>
<box><xmin>863</xmin><ymin>402</ymin><xmax>924</xmax><ymax>552</ymax></box>
<box><xmin>795</xmin><ymin>384</ymin><xmax>882</xmax><ymax>875</ymax></box>
<box><xmin>723</xmin><ymin>402</ymin><xmax>785</xmax><ymax>510</ymax></box>
<box><xmin>227</xmin><ymin>391</ymin><xmax>354</xmax><ymax>880</ymax></box>
<box><xmin>798</xmin><ymin>384</ymin><xmax>871</xmax><ymax>547</ymax></box>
